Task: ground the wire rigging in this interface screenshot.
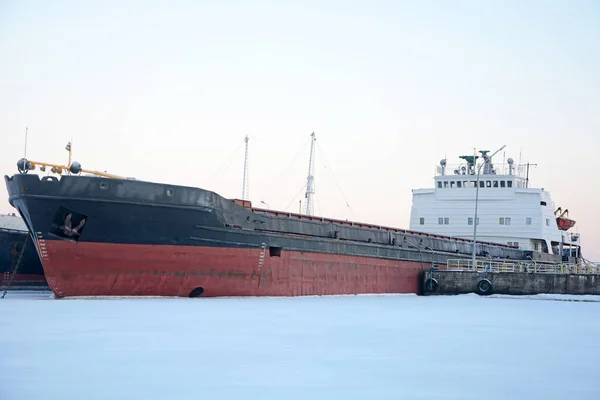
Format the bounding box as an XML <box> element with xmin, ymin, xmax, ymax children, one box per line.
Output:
<box><xmin>208</xmin><ymin>138</ymin><xmax>246</xmax><ymax>191</ymax></box>
<box><xmin>283</xmin><ymin>183</ymin><xmax>308</xmax><ymax>213</ymax></box>
<box><xmin>315</xmin><ymin>141</ymin><xmax>354</xmax><ymax>218</ymax></box>
<box><xmin>263</xmin><ymin>137</ymin><xmax>311</xmax><ymax>201</ymax></box>
<box><xmin>314</xmin><ymin>191</ymin><xmax>322</xmax><ymax>217</ymax></box>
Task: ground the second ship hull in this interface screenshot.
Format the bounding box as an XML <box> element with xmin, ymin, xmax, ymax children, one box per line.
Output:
<box><xmin>0</xmin><ymin>227</ymin><xmax>47</xmax><ymax>289</ymax></box>
<box><xmin>5</xmin><ymin>173</ymin><xmax>529</xmax><ymax>298</ymax></box>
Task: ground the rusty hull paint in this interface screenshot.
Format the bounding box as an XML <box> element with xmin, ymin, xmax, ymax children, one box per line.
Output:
<box><xmin>42</xmin><ymin>240</ymin><xmax>427</xmax><ymax>298</ymax></box>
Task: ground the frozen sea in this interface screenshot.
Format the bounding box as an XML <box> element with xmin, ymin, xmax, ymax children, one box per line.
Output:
<box><xmin>1</xmin><ymin>291</ymin><xmax>599</xmax><ymax>400</ymax></box>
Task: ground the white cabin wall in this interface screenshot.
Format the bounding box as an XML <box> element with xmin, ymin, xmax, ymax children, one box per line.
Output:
<box><xmin>539</xmin><ymin>189</ymin><xmax>563</xmax><ymax>253</ymax></box>
<box><xmin>409</xmin><ymin>183</ymin><xmax>559</xmax><ymax>252</ymax></box>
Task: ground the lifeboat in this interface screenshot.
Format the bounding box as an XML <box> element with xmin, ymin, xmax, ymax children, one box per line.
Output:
<box><xmin>554</xmin><ymin>207</ymin><xmax>576</xmax><ymax>231</ymax></box>
<box><xmin>556</xmin><ymin>216</ymin><xmax>576</xmax><ymax>231</ymax></box>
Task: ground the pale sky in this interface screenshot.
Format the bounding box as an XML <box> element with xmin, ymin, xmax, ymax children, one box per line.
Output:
<box><xmin>1</xmin><ymin>0</ymin><xmax>599</xmax><ymax>259</ymax></box>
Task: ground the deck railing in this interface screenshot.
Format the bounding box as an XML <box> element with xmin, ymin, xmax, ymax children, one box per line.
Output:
<box><xmin>445</xmin><ymin>259</ymin><xmax>600</xmax><ymax>274</ymax></box>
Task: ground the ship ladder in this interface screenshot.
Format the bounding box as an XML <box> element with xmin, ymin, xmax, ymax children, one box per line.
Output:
<box><xmin>1</xmin><ymin>235</ymin><xmax>29</xmax><ymax>299</ymax></box>
<box><xmin>257</xmin><ymin>242</ymin><xmax>267</xmax><ymax>287</ymax></box>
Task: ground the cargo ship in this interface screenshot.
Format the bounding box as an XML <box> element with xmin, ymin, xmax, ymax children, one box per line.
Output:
<box><xmin>4</xmin><ymin>138</ymin><xmax>572</xmax><ymax>298</ymax></box>
<box><xmin>1</xmin><ymin>213</ymin><xmax>47</xmax><ymax>289</ymax></box>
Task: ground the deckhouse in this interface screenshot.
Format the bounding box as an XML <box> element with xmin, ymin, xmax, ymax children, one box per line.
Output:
<box><xmin>409</xmin><ymin>149</ymin><xmax>581</xmax><ymax>260</ymax></box>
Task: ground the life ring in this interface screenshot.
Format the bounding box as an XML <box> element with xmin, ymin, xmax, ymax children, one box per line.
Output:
<box><xmin>424</xmin><ymin>278</ymin><xmax>439</xmax><ymax>293</ymax></box>
<box><xmin>476</xmin><ymin>279</ymin><xmax>493</xmax><ymax>295</ymax></box>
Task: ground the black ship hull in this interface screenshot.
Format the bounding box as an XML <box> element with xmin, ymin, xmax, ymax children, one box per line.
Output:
<box><xmin>5</xmin><ymin>173</ymin><xmax>535</xmax><ymax>298</ymax></box>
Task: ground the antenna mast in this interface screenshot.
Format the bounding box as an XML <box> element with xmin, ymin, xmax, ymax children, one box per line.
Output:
<box><xmin>242</xmin><ymin>135</ymin><xmax>249</xmax><ymax>201</ymax></box>
<box><xmin>525</xmin><ymin>162</ymin><xmax>537</xmax><ymax>188</ymax></box>
<box><xmin>66</xmin><ymin>139</ymin><xmax>73</xmax><ymax>167</ymax></box>
<box><xmin>304</xmin><ymin>132</ymin><xmax>316</xmax><ymax>215</ymax></box>
<box><xmin>23</xmin><ymin>126</ymin><xmax>29</xmax><ymax>161</ymax></box>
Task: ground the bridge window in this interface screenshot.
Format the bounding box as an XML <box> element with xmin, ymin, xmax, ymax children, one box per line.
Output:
<box><xmin>444</xmin><ymin>181</ymin><xmax>448</xmax><ymax>188</ymax></box>
<box><xmin>479</xmin><ymin>181</ymin><xmax>484</xmax><ymax>188</ymax></box>
<box><xmin>457</xmin><ymin>181</ymin><xmax>462</xmax><ymax>188</ymax></box>
<box><xmin>437</xmin><ymin>182</ymin><xmax>442</xmax><ymax>188</ymax></box>
<box><xmin>486</xmin><ymin>181</ymin><xmax>492</xmax><ymax>187</ymax></box>
<box><xmin>493</xmin><ymin>181</ymin><xmax>499</xmax><ymax>188</ymax></box>
<box><xmin>500</xmin><ymin>180</ymin><xmax>506</xmax><ymax>187</ymax></box>
<box><xmin>507</xmin><ymin>181</ymin><xmax>513</xmax><ymax>188</ymax></box>
<box><xmin>540</xmin><ymin>201</ymin><xmax>547</xmax><ymax>206</ymax></box>
<box><xmin>450</xmin><ymin>181</ymin><xmax>455</xmax><ymax>188</ymax></box>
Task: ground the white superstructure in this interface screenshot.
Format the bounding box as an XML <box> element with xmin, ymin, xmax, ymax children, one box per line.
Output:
<box><xmin>409</xmin><ymin>149</ymin><xmax>581</xmax><ymax>260</ymax></box>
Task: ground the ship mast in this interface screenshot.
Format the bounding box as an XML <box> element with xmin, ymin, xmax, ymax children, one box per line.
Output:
<box><xmin>23</xmin><ymin>126</ymin><xmax>28</xmax><ymax>161</ymax></box>
<box><xmin>304</xmin><ymin>132</ymin><xmax>316</xmax><ymax>215</ymax></box>
<box><xmin>242</xmin><ymin>135</ymin><xmax>249</xmax><ymax>201</ymax></box>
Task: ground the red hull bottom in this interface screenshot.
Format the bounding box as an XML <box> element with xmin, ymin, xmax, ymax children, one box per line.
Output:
<box><xmin>40</xmin><ymin>240</ymin><xmax>428</xmax><ymax>298</ymax></box>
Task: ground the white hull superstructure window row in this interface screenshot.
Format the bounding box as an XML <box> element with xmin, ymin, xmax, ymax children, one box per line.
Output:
<box><xmin>421</xmin><ymin>216</ymin><xmax>538</xmax><ymax>227</ymax></box>
<box><xmin>437</xmin><ymin>179</ymin><xmax>517</xmax><ymax>189</ymax></box>
<box><xmin>415</xmin><ymin>216</ymin><xmax>541</xmax><ymax>250</ymax></box>
<box><xmin>409</xmin><ymin>148</ymin><xmax>582</xmax><ymax>261</ymax></box>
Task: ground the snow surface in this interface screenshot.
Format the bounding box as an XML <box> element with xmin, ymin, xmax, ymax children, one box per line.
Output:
<box><xmin>1</xmin><ymin>292</ymin><xmax>599</xmax><ymax>400</ymax></box>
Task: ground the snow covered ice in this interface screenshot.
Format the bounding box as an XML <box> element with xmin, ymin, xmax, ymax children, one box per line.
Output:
<box><xmin>1</xmin><ymin>291</ymin><xmax>599</xmax><ymax>400</ymax></box>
